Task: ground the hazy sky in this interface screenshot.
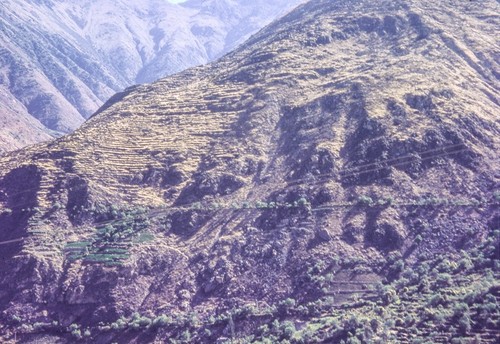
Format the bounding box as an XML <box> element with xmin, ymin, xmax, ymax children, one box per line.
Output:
<box><xmin>168</xmin><ymin>0</ymin><xmax>187</xmax><ymax>3</ymax></box>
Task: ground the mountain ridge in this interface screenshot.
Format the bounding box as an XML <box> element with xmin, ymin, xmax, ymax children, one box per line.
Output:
<box><xmin>0</xmin><ymin>0</ymin><xmax>498</xmax><ymax>342</ymax></box>
<box><xmin>0</xmin><ymin>0</ymin><xmax>303</xmax><ymax>153</ymax></box>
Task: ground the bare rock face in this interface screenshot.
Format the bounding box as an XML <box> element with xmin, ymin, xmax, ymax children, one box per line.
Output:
<box><xmin>0</xmin><ymin>0</ymin><xmax>303</xmax><ymax>152</ymax></box>
<box><xmin>0</xmin><ymin>0</ymin><xmax>498</xmax><ymax>343</ymax></box>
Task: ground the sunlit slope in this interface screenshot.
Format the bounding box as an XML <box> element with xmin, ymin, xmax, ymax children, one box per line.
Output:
<box><xmin>0</xmin><ymin>0</ymin><xmax>498</xmax><ymax>342</ymax></box>
<box><xmin>0</xmin><ymin>0</ymin><xmax>302</xmax><ymax>152</ymax></box>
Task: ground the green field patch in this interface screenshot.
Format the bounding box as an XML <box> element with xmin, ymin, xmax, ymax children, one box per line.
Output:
<box><xmin>132</xmin><ymin>232</ymin><xmax>155</xmax><ymax>244</ymax></box>
<box><xmin>83</xmin><ymin>253</ymin><xmax>130</xmax><ymax>263</ymax></box>
<box><xmin>64</xmin><ymin>207</ymin><xmax>152</xmax><ymax>264</ymax></box>
<box><xmin>65</xmin><ymin>241</ymin><xmax>92</xmax><ymax>248</ymax></box>
<box><xmin>98</xmin><ymin>247</ymin><xmax>130</xmax><ymax>254</ymax></box>
<box><xmin>67</xmin><ymin>254</ymin><xmax>86</xmax><ymax>261</ymax></box>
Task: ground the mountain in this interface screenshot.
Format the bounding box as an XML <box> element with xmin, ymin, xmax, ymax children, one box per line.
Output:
<box><xmin>0</xmin><ymin>0</ymin><xmax>303</xmax><ymax>154</ymax></box>
<box><xmin>0</xmin><ymin>0</ymin><xmax>499</xmax><ymax>343</ymax></box>
<box><xmin>0</xmin><ymin>88</ymin><xmax>53</xmax><ymax>151</ymax></box>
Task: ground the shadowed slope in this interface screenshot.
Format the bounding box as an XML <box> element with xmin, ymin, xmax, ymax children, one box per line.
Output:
<box><xmin>0</xmin><ymin>0</ymin><xmax>498</xmax><ymax>342</ymax></box>
<box><xmin>0</xmin><ymin>0</ymin><xmax>303</xmax><ymax>152</ymax></box>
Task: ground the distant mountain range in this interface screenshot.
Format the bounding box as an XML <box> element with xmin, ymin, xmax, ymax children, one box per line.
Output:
<box><xmin>0</xmin><ymin>0</ymin><xmax>302</xmax><ymax>153</ymax></box>
<box><xmin>0</xmin><ymin>0</ymin><xmax>498</xmax><ymax>342</ymax></box>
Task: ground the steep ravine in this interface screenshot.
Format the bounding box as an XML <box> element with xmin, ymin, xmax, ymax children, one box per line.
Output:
<box><xmin>0</xmin><ymin>0</ymin><xmax>498</xmax><ymax>343</ymax></box>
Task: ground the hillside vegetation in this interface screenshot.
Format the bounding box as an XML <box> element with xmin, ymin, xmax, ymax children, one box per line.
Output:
<box><xmin>0</xmin><ymin>0</ymin><xmax>498</xmax><ymax>343</ymax></box>
<box><xmin>0</xmin><ymin>0</ymin><xmax>302</xmax><ymax>153</ymax></box>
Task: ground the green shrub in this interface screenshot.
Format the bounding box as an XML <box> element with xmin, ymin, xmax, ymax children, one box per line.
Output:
<box><xmin>457</xmin><ymin>315</ymin><xmax>471</xmax><ymax>334</ymax></box>
<box><xmin>152</xmin><ymin>314</ymin><xmax>171</xmax><ymax>328</ymax></box>
<box><xmin>452</xmin><ymin>303</ymin><xmax>469</xmax><ymax>318</ymax></box>
<box><xmin>278</xmin><ymin>298</ymin><xmax>296</xmax><ymax>315</ymax></box>
<box><xmin>130</xmin><ymin>314</ymin><xmax>152</xmax><ymax>330</ymax></box>
<box><xmin>281</xmin><ymin>321</ymin><xmax>296</xmax><ymax>339</ymax></box>
<box><xmin>378</xmin><ymin>285</ymin><xmax>399</xmax><ymax>305</ymax></box>
<box><xmin>414</xmin><ymin>234</ymin><xmax>423</xmax><ymax>245</ymax></box>
<box><xmin>358</xmin><ymin>195</ymin><xmax>373</xmax><ymax>206</ymax></box>
<box><xmin>428</xmin><ymin>294</ymin><xmax>446</xmax><ymax>307</ymax></box>
<box><xmin>110</xmin><ymin>317</ymin><xmax>128</xmax><ymax>330</ymax></box>
<box><xmin>71</xmin><ymin>329</ymin><xmax>82</xmax><ymax>339</ymax></box>
<box><xmin>435</xmin><ymin>273</ymin><xmax>452</xmax><ymax>288</ymax></box>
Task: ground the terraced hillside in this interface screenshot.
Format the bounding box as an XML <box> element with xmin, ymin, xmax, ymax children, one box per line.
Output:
<box><xmin>0</xmin><ymin>0</ymin><xmax>303</xmax><ymax>153</ymax></box>
<box><xmin>0</xmin><ymin>0</ymin><xmax>499</xmax><ymax>343</ymax></box>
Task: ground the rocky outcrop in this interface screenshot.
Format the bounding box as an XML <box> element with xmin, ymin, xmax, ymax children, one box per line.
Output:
<box><xmin>0</xmin><ymin>0</ymin><xmax>498</xmax><ymax>342</ymax></box>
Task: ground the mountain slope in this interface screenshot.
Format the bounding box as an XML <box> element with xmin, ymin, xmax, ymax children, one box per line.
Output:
<box><xmin>0</xmin><ymin>86</ymin><xmax>53</xmax><ymax>154</ymax></box>
<box><xmin>0</xmin><ymin>0</ymin><xmax>498</xmax><ymax>342</ymax></box>
<box><xmin>0</xmin><ymin>0</ymin><xmax>302</xmax><ymax>152</ymax></box>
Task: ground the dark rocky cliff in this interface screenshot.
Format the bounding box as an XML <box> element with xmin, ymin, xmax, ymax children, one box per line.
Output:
<box><xmin>0</xmin><ymin>0</ymin><xmax>498</xmax><ymax>342</ymax></box>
